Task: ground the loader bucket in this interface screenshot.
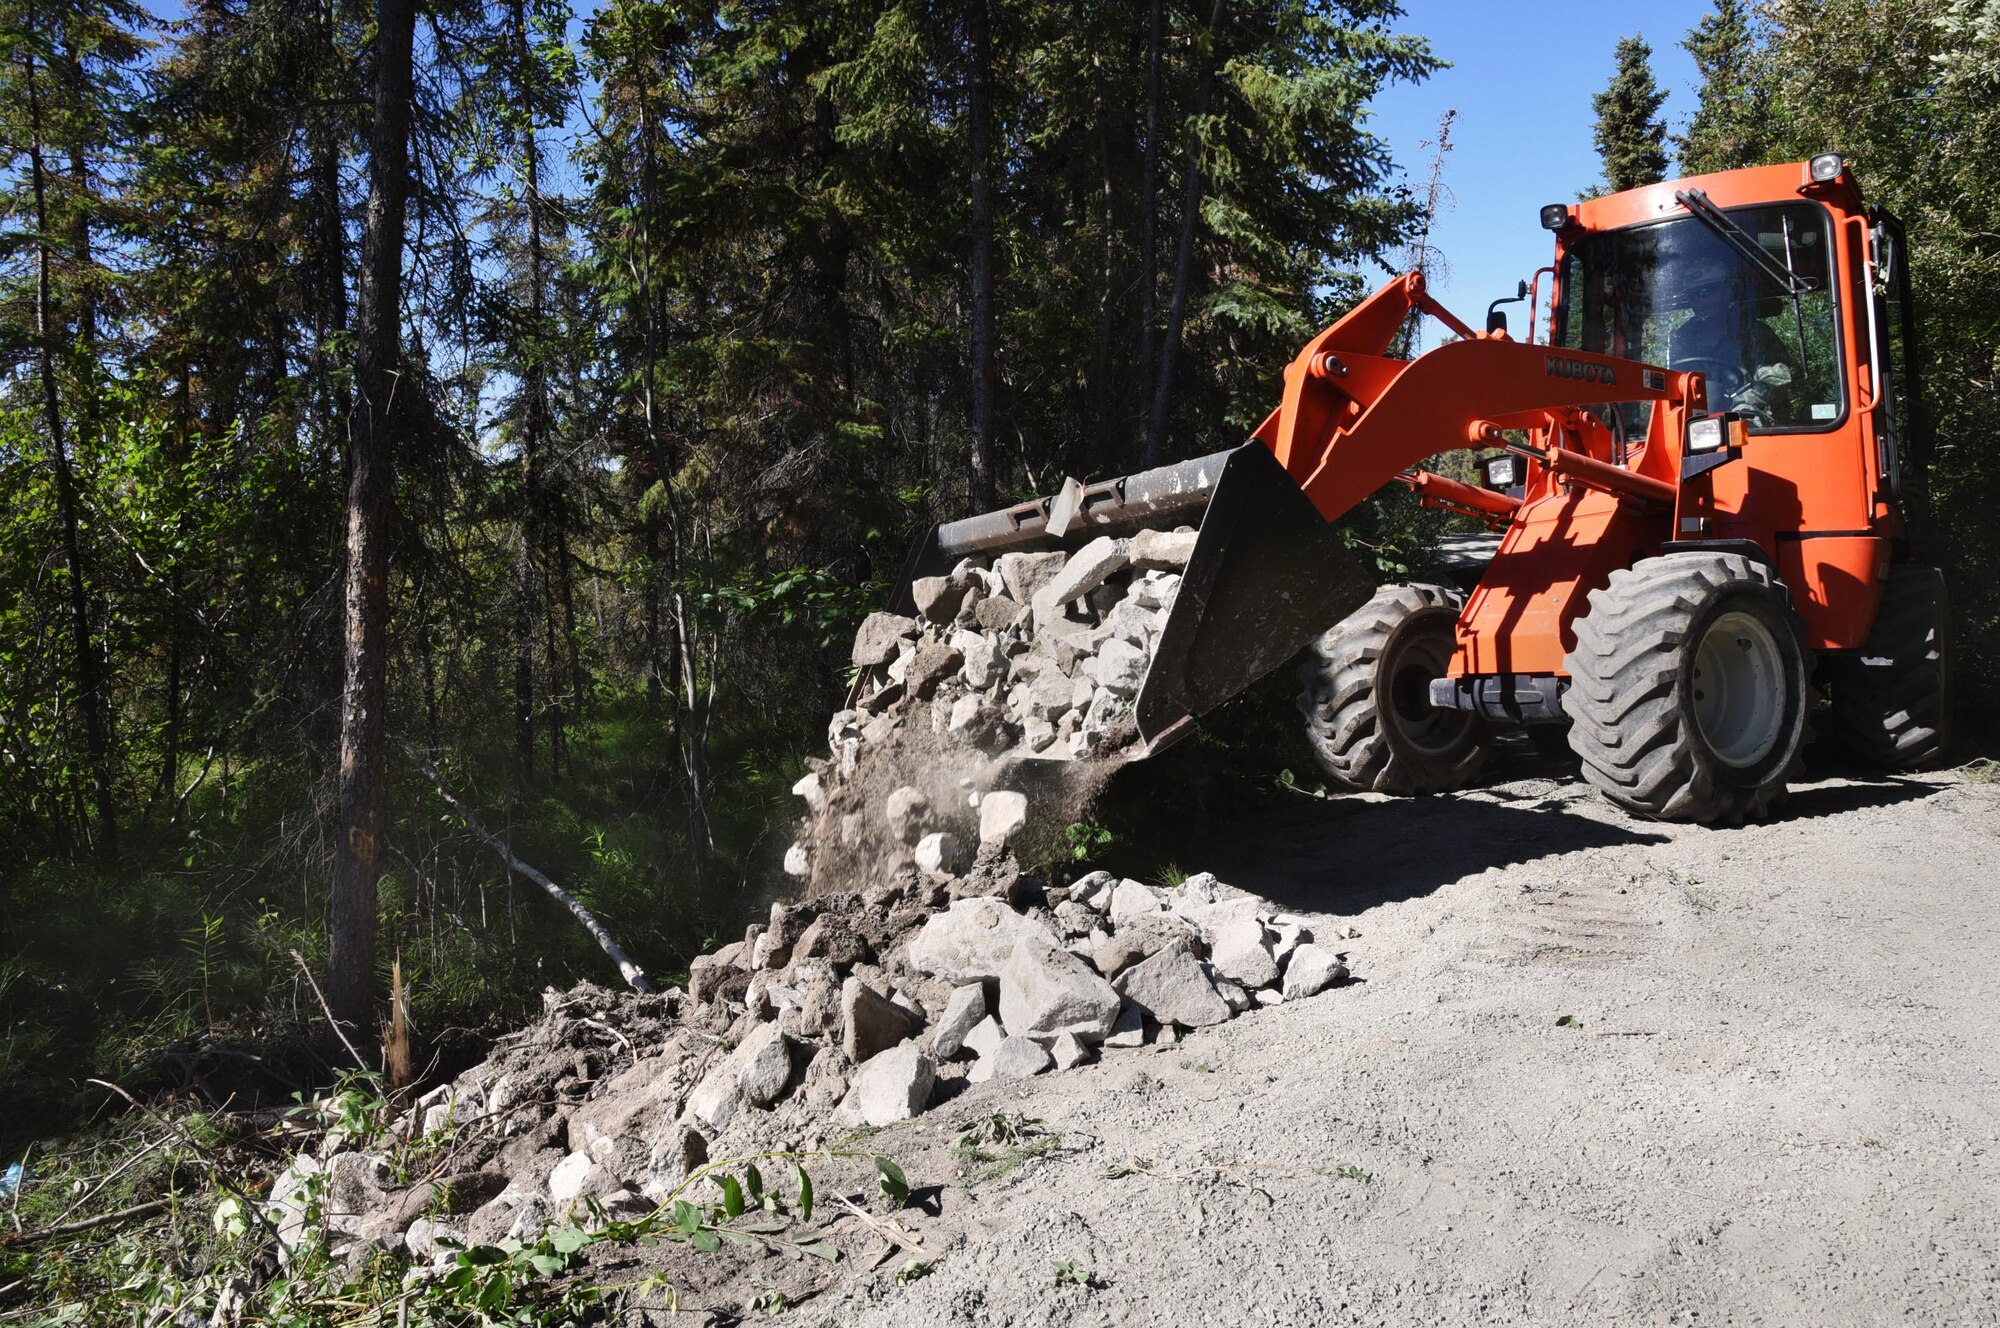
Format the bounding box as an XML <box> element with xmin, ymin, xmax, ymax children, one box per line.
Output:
<box><xmin>894</xmin><ymin>441</ymin><xmax>1374</xmax><ymax>759</ymax></box>
<box><xmin>1132</xmin><ymin>443</ymin><xmax>1375</xmax><ymax>749</ymax></box>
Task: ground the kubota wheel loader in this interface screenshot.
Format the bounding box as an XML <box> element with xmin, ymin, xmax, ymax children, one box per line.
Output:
<box><xmin>892</xmin><ymin>155</ymin><xmax>1951</xmax><ymax>824</ymax></box>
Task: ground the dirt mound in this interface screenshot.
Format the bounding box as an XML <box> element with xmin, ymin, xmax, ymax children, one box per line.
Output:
<box><xmin>260</xmin><ymin>844</ymin><xmax>1350</xmax><ymax>1314</ymax></box>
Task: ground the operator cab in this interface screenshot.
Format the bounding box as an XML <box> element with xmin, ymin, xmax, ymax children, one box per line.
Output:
<box><xmin>1555</xmin><ymin>201</ymin><xmax>1843</xmax><ymax>434</ymax></box>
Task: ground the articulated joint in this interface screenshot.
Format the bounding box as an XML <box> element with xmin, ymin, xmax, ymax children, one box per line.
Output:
<box><xmin>1465</xmin><ymin>419</ymin><xmax>1504</xmax><ymax>447</ymax></box>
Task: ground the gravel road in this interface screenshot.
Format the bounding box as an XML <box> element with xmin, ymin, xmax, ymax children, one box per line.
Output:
<box><xmin>798</xmin><ymin>761</ymin><xmax>2000</xmax><ymax>1327</ymax></box>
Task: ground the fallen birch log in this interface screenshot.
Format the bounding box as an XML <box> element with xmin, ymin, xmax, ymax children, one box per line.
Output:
<box><xmin>397</xmin><ymin>738</ymin><xmax>655</xmax><ymax>994</ymax></box>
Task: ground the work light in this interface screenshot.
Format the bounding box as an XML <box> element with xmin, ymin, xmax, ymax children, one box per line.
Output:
<box><xmin>1481</xmin><ymin>454</ymin><xmax>1520</xmax><ymax>489</ymax></box>
<box><xmin>1686</xmin><ymin>416</ymin><xmax>1726</xmax><ymax>453</ymax></box>
<box><xmin>1809</xmin><ymin>152</ymin><xmax>1844</xmax><ymax>182</ymax></box>
<box><xmin>1539</xmin><ymin>204</ymin><xmax>1568</xmax><ymax>230</ymax></box>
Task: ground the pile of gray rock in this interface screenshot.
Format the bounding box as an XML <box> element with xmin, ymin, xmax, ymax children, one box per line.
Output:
<box><xmin>261</xmin><ymin>849</ymin><xmax>1349</xmax><ymax>1270</ymax></box>
<box><xmin>854</xmin><ymin>528</ymin><xmax>1194</xmax><ymax>761</ymax></box>
<box><xmin>785</xmin><ymin>528</ymin><xmax>1194</xmax><ymax>889</ymax></box>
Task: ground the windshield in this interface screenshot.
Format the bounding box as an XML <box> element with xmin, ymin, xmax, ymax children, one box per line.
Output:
<box><xmin>1556</xmin><ymin>202</ymin><xmax>1843</xmax><ymax>432</ymax></box>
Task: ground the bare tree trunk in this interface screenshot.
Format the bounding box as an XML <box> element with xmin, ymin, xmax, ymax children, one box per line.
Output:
<box><xmin>22</xmin><ymin>32</ymin><xmax>115</xmax><ymax>861</ymax></box>
<box><xmin>620</xmin><ymin>56</ymin><xmax>711</xmax><ymax>861</ymax></box>
<box><xmin>311</xmin><ymin>0</ymin><xmax>350</xmax><ymax>459</ymax></box>
<box><xmin>965</xmin><ymin>0</ymin><xmax>997</xmax><ymax>513</ymax></box>
<box><xmin>1133</xmin><ymin>0</ymin><xmax>1164</xmax><ymax>464</ymax></box>
<box><xmin>669</xmin><ymin>588</ymin><xmax>715</xmax><ymax>859</ymax></box>
<box><xmin>511</xmin><ymin>0</ymin><xmax>551</xmax><ymax>779</ymax></box>
<box><xmin>328</xmin><ymin>0</ymin><xmax>415</xmax><ymax>1043</ymax></box>
<box><xmin>1142</xmin><ymin>0</ymin><xmax>1227</xmax><ymax>469</ymax></box>
<box><xmin>513</xmin><ymin>529</ymin><xmax>536</xmax><ymax>777</ymax></box>
<box><xmin>1093</xmin><ymin>113</ymin><xmax>1118</xmax><ymax>474</ymax></box>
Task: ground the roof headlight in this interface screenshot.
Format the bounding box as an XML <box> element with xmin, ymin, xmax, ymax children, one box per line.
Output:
<box><xmin>1809</xmin><ymin>152</ymin><xmax>1844</xmax><ymax>183</ymax></box>
<box><xmin>1539</xmin><ymin>203</ymin><xmax>1569</xmax><ymax>230</ymax></box>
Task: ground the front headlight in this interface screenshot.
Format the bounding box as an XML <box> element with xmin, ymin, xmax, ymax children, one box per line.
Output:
<box><xmin>1686</xmin><ymin>416</ymin><xmax>1726</xmax><ymax>453</ymax></box>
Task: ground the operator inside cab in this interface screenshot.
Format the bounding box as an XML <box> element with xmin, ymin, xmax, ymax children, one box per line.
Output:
<box><xmin>1557</xmin><ymin>200</ymin><xmax>1841</xmax><ymax>435</ymax></box>
<box><xmin>1668</xmin><ymin>256</ymin><xmax>1796</xmax><ymax>425</ymax></box>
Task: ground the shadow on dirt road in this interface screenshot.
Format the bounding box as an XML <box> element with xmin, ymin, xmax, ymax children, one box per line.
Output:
<box><xmin>1191</xmin><ymin>769</ymin><xmax>1942</xmax><ymax>916</ymax></box>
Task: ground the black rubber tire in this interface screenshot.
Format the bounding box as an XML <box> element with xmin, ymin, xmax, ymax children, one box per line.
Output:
<box><xmin>1825</xmin><ymin>564</ymin><xmax>1952</xmax><ymax>769</ymax></box>
<box><xmin>1296</xmin><ymin>584</ymin><xmax>1488</xmax><ymax>794</ymax></box>
<box><xmin>1562</xmin><ymin>552</ymin><xmax>1811</xmax><ymax>824</ymax></box>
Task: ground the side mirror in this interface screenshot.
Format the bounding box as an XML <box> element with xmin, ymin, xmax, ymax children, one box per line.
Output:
<box><xmin>1485</xmin><ymin>308</ymin><xmax>1509</xmax><ymax>336</ymax></box>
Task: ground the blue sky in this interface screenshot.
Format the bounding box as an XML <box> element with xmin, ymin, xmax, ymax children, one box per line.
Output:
<box><xmin>142</xmin><ymin>0</ymin><xmax>1720</xmax><ymax>339</ymax></box>
<box><xmin>1367</xmin><ymin>0</ymin><xmax>1718</xmax><ymax>323</ymax></box>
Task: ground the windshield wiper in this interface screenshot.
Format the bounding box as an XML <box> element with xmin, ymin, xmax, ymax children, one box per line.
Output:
<box><xmin>1675</xmin><ymin>187</ymin><xmax>1814</xmax><ymax>391</ymax></box>
<box><xmin>1673</xmin><ymin>188</ymin><xmax>1813</xmax><ymax>296</ymax></box>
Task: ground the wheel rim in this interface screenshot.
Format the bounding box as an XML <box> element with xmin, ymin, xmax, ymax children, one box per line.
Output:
<box><xmin>1691</xmin><ymin>609</ymin><xmax>1786</xmax><ymax>768</ymax></box>
<box><xmin>1387</xmin><ymin>627</ymin><xmax>1470</xmax><ymax>755</ymax></box>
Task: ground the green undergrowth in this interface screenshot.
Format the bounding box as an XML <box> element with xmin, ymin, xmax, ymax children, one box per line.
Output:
<box><xmin>2</xmin><ymin>1067</ymin><xmax>910</xmax><ymax>1325</ymax></box>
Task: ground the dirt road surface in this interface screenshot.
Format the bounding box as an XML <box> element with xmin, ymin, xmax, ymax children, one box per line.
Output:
<box><xmin>799</xmin><ymin>762</ymin><xmax>2000</xmax><ymax>1327</ymax></box>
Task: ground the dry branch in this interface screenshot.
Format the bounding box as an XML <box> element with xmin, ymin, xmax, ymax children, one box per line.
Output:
<box><xmin>0</xmin><ymin>1199</ymin><xmax>170</xmax><ymax>1247</ymax></box>
<box><xmin>396</xmin><ymin>737</ymin><xmax>655</xmax><ymax>994</ymax></box>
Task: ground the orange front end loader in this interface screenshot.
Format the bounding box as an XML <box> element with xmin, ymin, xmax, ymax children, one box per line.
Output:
<box><xmin>893</xmin><ymin>156</ymin><xmax>1950</xmax><ymax>824</ymax></box>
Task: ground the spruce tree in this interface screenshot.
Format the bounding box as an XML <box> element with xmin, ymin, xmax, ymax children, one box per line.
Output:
<box><xmin>1680</xmin><ymin>0</ymin><xmax>1770</xmax><ymax>174</ymax></box>
<box><xmin>1592</xmin><ymin>35</ymin><xmax>1669</xmax><ymax>192</ymax></box>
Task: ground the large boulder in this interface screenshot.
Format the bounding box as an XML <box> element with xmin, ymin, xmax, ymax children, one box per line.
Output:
<box><xmin>844</xmin><ymin>1043</ymin><xmax>935</xmax><ymax>1126</ymax></box>
<box><xmin>997</xmin><ymin>551</ymin><xmax>1068</xmax><ymax>606</ymax></box>
<box><xmin>1086</xmin><ymin>638</ymin><xmax>1148</xmax><ymax>697</ymax></box>
<box><xmin>915</xmin><ymin>831</ymin><xmax>965</xmax><ymax>878</ymax></box>
<box><xmin>1090</xmin><ymin>911</ymin><xmax>1196</xmax><ymax>979</ymax></box>
<box><xmin>911</xmin><ymin>575</ymin><xmax>968</xmax><ymax>624</ymax></box>
<box><xmin>907</xmin><ymin>897</ymin><xmax>1058</xmax><ymax>983</ymax></box>
<box><xmin>1113</xmin><ymin>940</ymin><xmax>1232</xmax><ymax>1028</ymax></box>
<box><xmin>1130</xmin><ymin>527</ymin><xmax>1197</xmax><ymax>570</ymax></box>
<box><xmin>791</xmin><ymin>913</ymin><xmax>871</xmax><ymax>967</ymax></box>
<box><xmin>841</xmin><ymin>977</ymin><xmax>921</xmax><ymax>1064</ymax></box>
<box><xmin>1108</xmin><ymin>878</ymin><xmax>1167</xmax><ymax>925</ymax></box>
<box><xmin>1281</xmin><ymin>944</ymin><xmax>1348</xmax><ymax>999</ymax></box>
<box><xmin>989</xmin><ymin>1036</ymin><xmax>1053</xmax><ymax>1080</ymax></box>
<box><xmin>685</xmin><ymin>1021</ymin><xmax>794</xmax><ymax>1130</ymax></box>
<box><xmin>852</xmin><ymin>612</ymin><xmax>916</xmax><ymax>667</ymax></box>
<box><xmin>1030</xmin><ymin>536</ymin><xmax>1131</xmax><ymax>628</ymax></box>
<box><xmin>998</xmin><ymin>935</ymin><xmax>1122</xmax><ymax>1041</ymax></box>
<box><xmin>931</xmin><ymin>984</ymin><xmax>988</xmax><ymax>1059</ymax></box>
<box><xmin>978</xmin><ymin>791</ymin><xmax>1030</xmax><ymax>848</ymax></box>
<box><xmin>1205</xmin><ymin>911</ymin><xmax>1279</xmax><ymax>990</ymax></box>
<box><xmin>960</xmin><ymin>1014</ymin><xmax>1006</xmax><ymax>1061</ymax></box>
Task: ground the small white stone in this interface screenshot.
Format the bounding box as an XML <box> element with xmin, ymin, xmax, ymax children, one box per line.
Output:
<box><xmin>1071</xmin><ymin>872</ymin><xmax>1116</xmax><ymax>911</ymax></box>
<box><xmin>1050</xmin><ymin>1032</ymin><xmax>1091</xmax><ymax>1071</ymax></box>
<box><xmin>915</xmin><ymin>831</ymin><xmax>963</xmax><ymax>878</ymax></box>
<box><xmin>1087</xmin><ymin>638</ymin><xmax>1148</xmax><ymax>696</ymax></box>
<box><xmin>1103</xmin><ymin>999</ymin><xmax>1145</xmax><ymax>1048</ymax></box>
<box><xmin>884</xmin><ymin>786</ymin><xmax>930</xmax><ymax>844</ymax></box>
<box><xmin>978</xmin><ymin>790</ymin><xmax>1030</xmax><ymax>848</ymax></box>
<box><xmin>548</xmin><ymin>1151</ymin><xmax>594</xmax><ymax>1204</ymax></box>
<box><xmin>783</xmin><ymin>843</ymin><xmax>810</xmax><ymax>878</ymax></box>
<box><xmin>1109</xmin><ymin>878</ymin><xmax>1166</xmax><ymax>924</ymax></box>
<box><xmin>791</xmin><ymin>771</ymin><xmax>825</xmax><ymax>813</ymax></box>
<box><xmin>961</xmin><ymin>1014</ymin><xmax>1006</xmax><ymax>1061</ymax></box>
<box><xmin>989</xmin><ymin>1036</ymin><xmax>1053</xmax><ymax>1079</ymax></box>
